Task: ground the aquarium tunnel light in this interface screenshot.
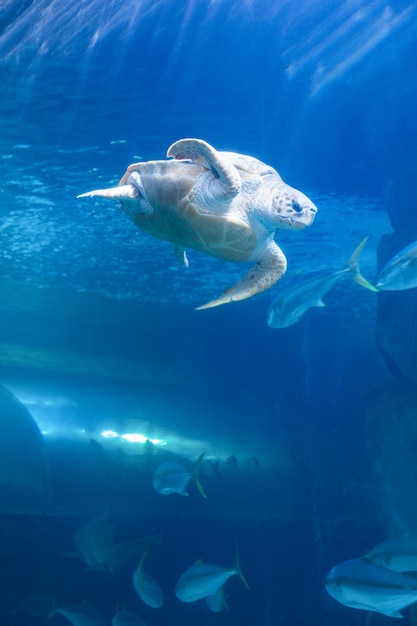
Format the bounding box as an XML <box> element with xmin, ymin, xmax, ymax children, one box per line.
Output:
<box><xmin>100</xmin><ymin>429</ymin><xmax>167</xmax><ymax>446</ymax></box>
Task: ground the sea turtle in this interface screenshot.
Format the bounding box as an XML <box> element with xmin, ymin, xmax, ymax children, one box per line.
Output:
<box><xmin>77</xmin><ymin>138</ymin><xmax>317</xmax><ymax>309</ymax></box>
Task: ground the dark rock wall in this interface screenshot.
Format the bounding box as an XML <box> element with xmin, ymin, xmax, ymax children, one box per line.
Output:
<box><xmin>371</xmin><ymin>170</ymin><xmax>417</xmax><ymax>535</ymax></box>
<box><xmin>366</xmin><ymin>379</ymin><xmax>417</xmax><ymax>535</ymax></box>
<box><xmin>376</xmin><ymin>164</ymin><xmax>417</xmax><ymax>386</ymax></box>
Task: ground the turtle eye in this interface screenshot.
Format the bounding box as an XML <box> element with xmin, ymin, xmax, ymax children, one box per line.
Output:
<box><xmin>292</xmin><ymin>199</ymin><xmax>302</xmax><ymax>213</ymax></box>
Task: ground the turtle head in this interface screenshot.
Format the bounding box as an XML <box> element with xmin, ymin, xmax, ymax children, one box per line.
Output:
<box><xmin>266</xmin><ymin>183</ymin><xmax>318</xmax><ymax>231</ymax></box>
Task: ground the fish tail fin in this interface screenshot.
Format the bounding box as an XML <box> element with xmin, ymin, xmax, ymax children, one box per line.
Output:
<box><xmin>346</xmin><ymin>237</ymin><xmax>379</xmax><ymax>292</ymax></box>
<box><xmin>192</xmin><ymin>452</ymin><xmax>208</xmax><ymax>498</ymax></box>
<box><xmin>235</xmin><ymin>544</ymin><xmax>250</xmax><ymax>590</ymax></box>
<box><xmin>138</xmin><ymin>543</ymin><xmax>151</xmax><ymax>572</ymax></box>
<box><xmin>46</xmin><ymin>598</ymin><xmax>57</xmax><ymax>620</ymax></box>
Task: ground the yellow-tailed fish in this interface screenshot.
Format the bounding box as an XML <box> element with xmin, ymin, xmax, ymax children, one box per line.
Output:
<box><xmin>364</xmin><ymin>537</ymin><xmax>417</xmax><ymax>573</ymax></box>
<box><xmin>377</xmin><ymin>240</ymin><xmax>417</xmax><ymax>290</ymax></box>
<box><xmin>325</xmin><ymin>557</ymin><xmax>417</xmax><ymax>618</ymax></box>
<box><xmin>176</xmin><ymin>545</ymin><xmax>249</xmax><ymax>603</ymax></box>
<box><xmin>152</xmin><ymin>452</ymin><xmax>207</xmax><ymax>498</ymax></box>
<box><xmin>132</xmin><ymin>546</ymin><xmax>164</xmax><ymax>609</ymax></box>
<box><xmin>268</xmin><ymin>237</ymin><xmax>377</xmax><ymax>328</ymax></box>
<box><xmin>111</xmin><ymin>605</ymin><xmax>146</xmax><ymax>626</ymax></box>
<box><xmin>55</xmin><ymin>604</ymin><xmax>106</xmax><ymax>626</ymax></box>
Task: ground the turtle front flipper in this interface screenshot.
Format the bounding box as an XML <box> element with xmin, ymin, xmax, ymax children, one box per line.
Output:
<box><xmin>196</xmin><ymin>241</ymin><xmax>287</xmax><ymax>310</ymax></box>
<box><xmin>167</xmin><ymin>138</ymin><xmax>241</xmax><ymax>199</ymax></box>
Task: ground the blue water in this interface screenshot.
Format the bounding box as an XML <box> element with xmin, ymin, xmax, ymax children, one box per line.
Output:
<box><xmin>0</xmin><ymin>1</ymin><xmax>416</xmax><ymax>625</ymax></box>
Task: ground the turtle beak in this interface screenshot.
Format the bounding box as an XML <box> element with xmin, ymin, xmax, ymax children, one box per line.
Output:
<box><xmin>77</xmin><ymin>183</ymin><xmax>138</xmax><ymax>200</ymax></box>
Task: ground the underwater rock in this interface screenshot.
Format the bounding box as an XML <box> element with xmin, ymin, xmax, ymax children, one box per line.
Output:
<box><xmin>376</xmin><ymin>233</ymin><xmax>417</xmax><ymax>386</ymax></box>
<box><xmin>384</xmin><ymin>163</ymin><xmax>417</xmax><ymax>235</ymax></box>
<box><xmin>0</xmin><ymin>383</ymin><xmax>51</xmax><ymax>513</ymax></box>
<box><xmin>366</xmin><ymin>379</ymin><xmax>417</xmax><ymax>535</ymax></box>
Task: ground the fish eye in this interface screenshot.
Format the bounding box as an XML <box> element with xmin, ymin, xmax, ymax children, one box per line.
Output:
<box><xmin>292</xmin><ymin>200</ymin><xmax>302</xmax><ymax>213</ymax></box>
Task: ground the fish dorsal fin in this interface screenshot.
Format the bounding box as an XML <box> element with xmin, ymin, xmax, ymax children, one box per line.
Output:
<box><xmin>345</xmin><ymin>237</ymin><xmax>369</xmax><ymax>269</ymax></box>
<box><xmin>192</xmin><ymin>453</ymin><xmax>208</xmax><ymax>498</ymax></box>
<box><xmin>235</xmin><ymin>544</ymin><xmax>250</xmax><ymax>590</ymax></box>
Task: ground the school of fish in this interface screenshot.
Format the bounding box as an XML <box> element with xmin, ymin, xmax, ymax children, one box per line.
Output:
<box><xmin>15</xmin><ymin>232</ymin><xmax>417</xmax><ymax>624</ymax></box>
<box><xmin>48</xmin><ymin>450</ymin><xmax>255</xmax><ymax>626</ymax></box>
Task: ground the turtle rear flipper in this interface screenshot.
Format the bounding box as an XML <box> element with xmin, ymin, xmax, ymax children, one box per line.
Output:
<box><xmin>196</xmin><ymin>242</ymin><xmax>287</xmax><ymax>310</ymax></box>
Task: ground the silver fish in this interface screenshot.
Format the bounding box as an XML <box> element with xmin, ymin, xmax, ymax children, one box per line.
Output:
<box><xmin>104</xmin><ymin>536</ymin><xmax>162</xmax><ymax>575</ymax></box>
<box><xmin>204</xmin><ymin>458</ymin><xmax>221</xmax><ymax>477</ymax></box>
<box><xmin>225</xmin><ymin>454</ymin><xmax>238</xmax><ymax>469</ymax></box>
<box><xmin>65</xmin><ymin>514</ymin><xmax>161</xmax><ymax>575</ymax></box>
<box><xmin>152</xmin><ymin>452</ymin><xmax>207</xmax><ymax>498</ymax></box>
<box><xmin>55</xmin><ymin>604</ymin><xmax>106</xmax><ymax>626</ymax></box>
<box><xmin>112</xmin><ymin>606</ymin><xmax>146</xmax><ymax>626</ymax></box>
<box><xmin>175</xmin><ymin>547</ymin><xmax>249</xmax><ymax>603</ymax></box>
<box><xmin>325</xmin><ymin>557</ymin><xmax>417</xmax><ymax>618</ymax></box>
<box><xmin>132</xmin><ymin>546</ymin><xmax>164</xmax><ymax>609</ymax></box>
<box><xmin>268</xmin><ymin>238</ymin><xmax>377</xmax><ymax>328</ymax></box>
<box><xmin>365</xmin><ymin>537</ymin><xmax>417</xmax><ymax>573</ymax></box>
<box><xmin>377</xmin><ymin>240</ymin><xmax>417</xmax><ymax>290</ymax></box>
<box><xmin>69</xmin><ymin>514</ymin><xmax>113</xmax><ymax>571</ymax></box>
<box><xmin>247</xmin><ymin>456</ymin><xmax>260</xmax><ymax>470</ymax></box>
